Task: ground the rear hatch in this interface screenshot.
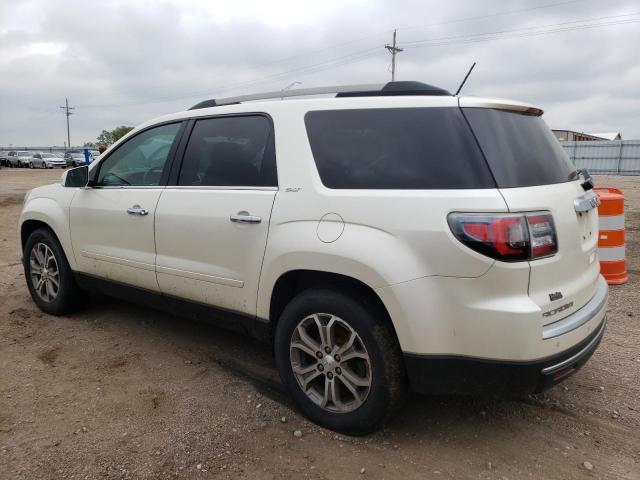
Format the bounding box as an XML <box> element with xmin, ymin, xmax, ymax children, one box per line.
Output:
<box><xmin>461</xmin><ymin>101</ymin><xmax>600</xmax><ymax>321</ymax></box>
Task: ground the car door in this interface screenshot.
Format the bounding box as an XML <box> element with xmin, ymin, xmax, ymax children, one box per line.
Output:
<box><xmin>69</xmin><ymin>122</ymin><xmax>184</xmax><ymax>291</ymax></box>
<box><xmin>154</xmin><ymin>114</ymin><xmax>277</xmax><ymax>316</ymax></box>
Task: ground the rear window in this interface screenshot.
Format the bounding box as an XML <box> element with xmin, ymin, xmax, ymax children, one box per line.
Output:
<box><xmin>304</xmin><ymin>108</ymin><xmax>495</xmax><ymax>189</ymax></box>
<box><xmin>463</xmin><ymin>108</ymin><xmax>575</xmax><ymax>188</ymax></box>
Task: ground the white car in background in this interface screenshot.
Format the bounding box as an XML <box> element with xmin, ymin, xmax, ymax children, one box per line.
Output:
<box><xmin>16</xmin><ymin>151</ymin><xmax>33</xmax><ymax>167</ymax></box>
<box><xmin>30</xmin><ymin>152</ymin><xmax>67</xmax><ymax>169</ymax></box>
<box><xmin>19</xmin><ymin>81</ymin><xmax>608</xmax><ymax>434</ymax></box>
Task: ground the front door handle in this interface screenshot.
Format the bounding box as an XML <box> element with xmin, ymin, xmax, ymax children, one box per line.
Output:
<box><xmin>230</xmin><ymin>212</ymin><xmax>261</xmax><ymax>224</ymax></box>
<box><xmin>127</xmin><ymin>205</ymin><xmax>149</xmax><ymax>216</ymax></box>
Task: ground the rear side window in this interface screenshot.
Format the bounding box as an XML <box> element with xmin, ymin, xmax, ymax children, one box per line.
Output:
<box><xmin>304</xmin><ymin>108</ymin><xmax>495</xmax><ymax>189</ymax></box>
<box><xmin>178</xmin><ymin>115</ymin><xmax>276</xmax><ymax>187</ymax></box>
<box><xmin>463</xmin><ymin>108</ymin><xmax>575</xmax><ymax>188</ymax></box>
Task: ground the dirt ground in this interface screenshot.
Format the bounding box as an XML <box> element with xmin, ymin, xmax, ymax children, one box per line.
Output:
<box><xmin>0</xmin><ymin>168</ymin><xmax>638</xmax><ymax>480</ymax></box>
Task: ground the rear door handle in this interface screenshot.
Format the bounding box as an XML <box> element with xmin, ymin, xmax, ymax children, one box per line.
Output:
<box><xmin>127</xmin><ymin>205</ymin><xmax>149</xmax><ymax>216</ymax></box>
<box><xmin>230</xmin><ymin>212</ymin><xmax>261</xmax><ymax>224</ymax></box>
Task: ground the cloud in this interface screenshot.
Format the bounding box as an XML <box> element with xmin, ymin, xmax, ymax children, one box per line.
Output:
<box><xmin>0</xmin><ymin>0</ymin><xmax>639</xmax><ymax>146</ymax></box>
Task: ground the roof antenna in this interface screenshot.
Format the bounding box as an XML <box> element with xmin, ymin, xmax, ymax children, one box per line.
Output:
<box><xmin>455</xmin><ymin>62</ymin><xmax>476</xmax><ymax>96</ymax></box>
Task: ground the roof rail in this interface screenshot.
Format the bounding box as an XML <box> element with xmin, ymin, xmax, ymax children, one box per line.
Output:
<box><xmin>189</xmin><ymin>81</ymin><xmax>452</xmax><ymax>110</ymax></box>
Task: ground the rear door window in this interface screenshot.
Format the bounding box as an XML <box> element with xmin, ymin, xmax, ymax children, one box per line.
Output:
<box><xmin>463</xmin><ymin>108</ymin><xmax>575</xmax><ymax>188</ymax></box>
<box><xmin>304</xmin><ymin>108</ymin><xmax>495</xmax><ymax>189</ymax></box>
<box><xmin>178</xmin><ymin>115</ymin><xmax>276</xmax><ymax>187</ymax></box>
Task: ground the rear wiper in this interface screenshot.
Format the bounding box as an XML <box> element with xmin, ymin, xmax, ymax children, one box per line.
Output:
<box><xmin>575</xmin><ymin>168</ymin><xmax>594</xmax><ymax>191</ymax></box>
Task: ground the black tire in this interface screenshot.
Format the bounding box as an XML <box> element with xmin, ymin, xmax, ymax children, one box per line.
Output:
<box><xmin>274</xmin><ymin>289</ymin><xmax>407</xmax><ymax>435</ymax></box>
<box><xmin>23</xmin><ymin>228</ymin><xmax>84</xmax><ymax>315</ymax></box>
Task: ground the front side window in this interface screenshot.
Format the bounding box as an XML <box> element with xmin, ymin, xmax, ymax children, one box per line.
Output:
<box><xmin>96</xmin><ymin>123</ymin><xmax>181</xmax><ymax>186</ymax></box>
<box><xmin>178</xmin><ymin>115</ymin><xmax>276</xmax><ymax>187</ymax></box>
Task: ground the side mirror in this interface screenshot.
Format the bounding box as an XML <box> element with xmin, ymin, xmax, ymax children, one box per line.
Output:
<box><xmin>62</xmin><ymin>165</ymin><xmax>89</xmax><ymax>188</ymax></box>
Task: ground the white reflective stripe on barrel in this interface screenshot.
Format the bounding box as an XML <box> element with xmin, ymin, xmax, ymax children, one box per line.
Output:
<box><xmin>599</xmin><ymin>215</ymin><xmax>625</xmax><ymax>231</ymax></box>
<box><xmin>598</xmin><ymin>246</ymin><xmax>626</xmax><ymax>261</ymax></box>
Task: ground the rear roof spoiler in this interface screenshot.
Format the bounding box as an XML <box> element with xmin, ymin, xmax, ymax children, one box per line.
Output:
<box><xmin>458</xmin><ymin>97</ymin><xmax>543</xmax><ymax>116</ymax></box>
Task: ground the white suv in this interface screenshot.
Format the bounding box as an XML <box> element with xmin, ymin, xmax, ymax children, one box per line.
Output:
<box><xmin>20</xmin><ymin>81</ymin><xmax>608</xmax><ymax>434</ymax></box>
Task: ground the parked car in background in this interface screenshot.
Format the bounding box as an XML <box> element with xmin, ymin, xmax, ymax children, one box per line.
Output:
<box><xmin>31</xmin><ymin>152</ymin><xmax>67</xmax><ymax>169</ymax></box>
<box><xmin>64</xmin><ymin>151</ymin><xmax>89</xmax><ymax>168</ymax></box>
<box><xmin>5</xmin><ymin>151</ymin><xmax>19</xmax><ymax>167</ymax></box>
<box><xmin>16</xmin><ymin>151</ymin><xmax>33</xmax><ymax>167</ymax></box>
<box><xmin>0</xmin><ymin>151</ymin><xmax>10</xmax><ymax>167</ymax></box>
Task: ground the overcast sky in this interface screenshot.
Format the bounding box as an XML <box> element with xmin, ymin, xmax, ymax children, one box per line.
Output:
<box><xmin>1</xmin><ymin>0</ymin><xmax>639</xmax><ymax>147</ymax></box>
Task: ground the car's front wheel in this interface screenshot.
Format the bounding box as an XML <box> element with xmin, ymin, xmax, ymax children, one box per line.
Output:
<box><xmin>274</xmin><ymin>289</ymin><xmax>406</xmax><ymax>435</ymax></box>
<box><xmin>23</xmin><ymin>228</ymin><xmax>84</xmax><ymax>315</ymax></box>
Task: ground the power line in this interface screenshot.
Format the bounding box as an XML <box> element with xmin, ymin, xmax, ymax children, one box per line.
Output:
<box><xmin>397</xmin><ymin>0</ymin><xmax>587</xmax><ymax>31</ymax></box>
<box><xmin>77</xmin><ymin>7</ymin><xmax>636</xmax><ymax>110</ymax></box>
<box><xmin>402</xmin><ymin>11</ymin><xmax>640</xmax><ymax>48</ymax></box>
<box><xmin>78</xmin><ymin>47</ymin><xmax>383</xmax><ymax>109</ymax></box>
<box><xmin>59</xmin><ymin>98</ymin><xmax>74</xmax><ymax>149</ymax></box>
<box><xmin>248</xmin><ymin>0</ymin><xmax>590</xmax><ymax>70</ymax></box>
<box><xmin>75</xmin><ymin>0</ymin><xmax>597</xmax><ymax>109</ymax></box>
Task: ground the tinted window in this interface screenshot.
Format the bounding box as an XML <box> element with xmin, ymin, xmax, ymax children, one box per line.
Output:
<box><xmin>178</xmin><ymin>116</ymin><xmax>276</xmax><ymax>187</ymax></box>
<box><xmin>463</xmin><ymin>108</ymin><xmax>575</xmax><ymax>188</ymax></box>
<box><xmin>304</xmin><ymin>108</ymin><xmax>494</xmax><ymax>189</ymax></box>
<box><xmin>97</xmin><ymin>123</ymin><xmax>181</xmax><ymax>186</ymax></box>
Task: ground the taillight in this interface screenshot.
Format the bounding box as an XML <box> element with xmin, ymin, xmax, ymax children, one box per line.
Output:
<box><xmin>448</xmin><ymin>212</ymin><xmax>557</xmax><ymax>262</ymax></box>
<box><xmin>526</xmin><ymin>214</ymin><xmax>557</xmax><ymax>258</ymax></box>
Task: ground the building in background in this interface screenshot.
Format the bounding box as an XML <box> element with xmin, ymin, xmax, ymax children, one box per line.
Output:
<box><xmin>552</xmin><ymin>130</ymin><xmax>622</xmax><ymax>142</ymax></box>
<box><xmin>589</xmin><ymin>132</ymin><xmax>622</xmax><ymax>141</ymax></box>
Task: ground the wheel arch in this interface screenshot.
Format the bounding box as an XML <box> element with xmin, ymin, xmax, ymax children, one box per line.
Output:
<box><xmin>20</xmin><ymin>198</ymin><xmax>77</xmax><ymax>270</ymax></box>
<box><xmin>267</xmin><ymin>269</ymin><xmax>400</xmax><ymax>346</ymax></box>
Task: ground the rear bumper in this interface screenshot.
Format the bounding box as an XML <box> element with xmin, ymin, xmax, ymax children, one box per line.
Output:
<box><xmin>404</xmin><ymin>315</ymin><xmax>607</xmax><ymax>395</ymax></box>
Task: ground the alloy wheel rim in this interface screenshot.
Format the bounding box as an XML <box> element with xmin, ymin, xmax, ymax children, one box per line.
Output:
<box><xmin>29</xmin><ymin>243</ymin><xmax>60</xmax><ymax>303</ymax></box>
<box><xmin>290</xmin><ymin>313</ymin><xmax>372</xmax><ymax>413</ymax></box>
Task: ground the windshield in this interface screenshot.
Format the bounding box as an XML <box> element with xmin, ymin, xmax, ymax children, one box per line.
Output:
<box><xmin>462</xmin><ymin>108</ymin><xmax>575</xmax><ymax>188</ymax></box>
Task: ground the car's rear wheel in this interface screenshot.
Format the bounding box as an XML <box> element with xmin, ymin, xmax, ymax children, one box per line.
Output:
<box><xmin>274</xmin><ymin>289</ymin><xmax>406</xmax><ymax>435</ymax></box>
<box><xmin>23</xmin><ymin>228</ymin><xmax>84</xmax><ymax>315</ymax></box>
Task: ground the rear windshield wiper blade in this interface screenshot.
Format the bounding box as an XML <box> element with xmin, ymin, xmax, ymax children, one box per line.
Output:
<box><xmin>574</xmin><ymin>168</ymin><xmax>594</xmax><ymax>191</ymax></box>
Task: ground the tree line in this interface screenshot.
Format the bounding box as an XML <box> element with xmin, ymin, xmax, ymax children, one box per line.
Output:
<box><xmin>83</xmin><ymin>126</ymin><xmax>134</xmax><ymax>148</ymax></box>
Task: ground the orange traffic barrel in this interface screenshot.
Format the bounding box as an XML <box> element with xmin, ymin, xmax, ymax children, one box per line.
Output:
<box><xmin>594</xmin><ymin>187</ymin><xmax>627</xmax><ymax>285</ymax></box>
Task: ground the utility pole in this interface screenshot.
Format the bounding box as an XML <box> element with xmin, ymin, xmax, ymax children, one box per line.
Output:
<box><xmin>59</xmin><ymin>98</ymin><xmax>74</xmax><ymax>150</ymax></box>
<box><xmin>385</xmin><ymin>29</ymin><xmax>403</xmax><ymax>81</ymax></box>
